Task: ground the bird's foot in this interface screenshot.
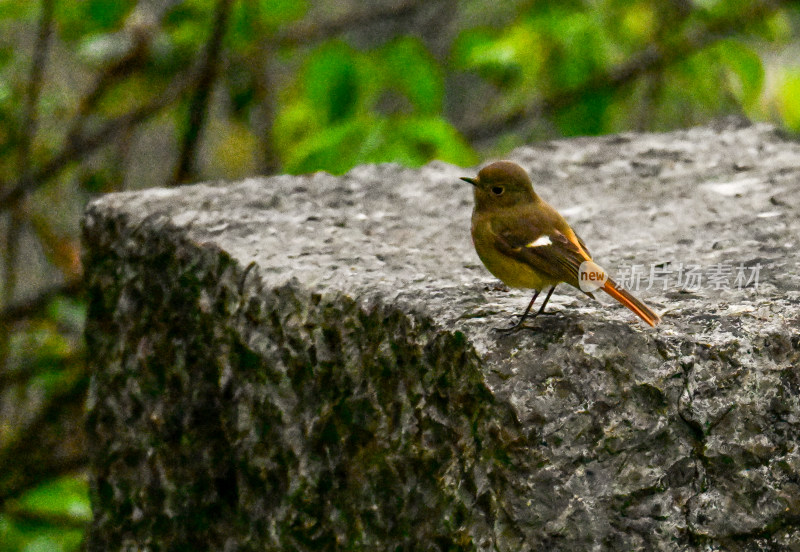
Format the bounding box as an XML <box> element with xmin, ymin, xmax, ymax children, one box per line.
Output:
<box><xmin>492</xmin><ymin>310</ymin><xmax>560</xmax><ymax>333</ymax></box>
<box><xmin>493</xmin><ymin>323</ymin><xmax>523</xmax><ymax>334</ymax></box>
<box><xmin>493</xmin><ymin>315</ymin><xmax>534</xmax><ymax>333</ymax></box>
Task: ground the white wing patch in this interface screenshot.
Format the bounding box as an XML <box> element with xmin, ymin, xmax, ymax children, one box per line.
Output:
<box><xmin>526</xmin><ymin>235</ymin><xmax>552</xmax><ymax>248</ymax></box>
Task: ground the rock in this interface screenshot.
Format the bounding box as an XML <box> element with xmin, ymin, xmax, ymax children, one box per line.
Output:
<box><xmin>83</xmin><ymin>120</ymin><xmax>800</xmax><ymax>551</ymax></box>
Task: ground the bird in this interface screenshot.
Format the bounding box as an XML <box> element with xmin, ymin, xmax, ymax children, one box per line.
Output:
<box><xmin>461</xmin><ymin>160</ymin><xmax>660</xmax><ymax>331</ymax></box>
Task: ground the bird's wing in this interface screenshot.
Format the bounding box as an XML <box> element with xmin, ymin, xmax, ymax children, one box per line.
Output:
<box><xmin>574</xmin><ymin>231</ymin><xmax>591</xmax><ymax>259</ymax></box>
<box><xmin>491</xmin><ymin>223</ymin><xmax>591</xmax><ymax>288</ymax></box>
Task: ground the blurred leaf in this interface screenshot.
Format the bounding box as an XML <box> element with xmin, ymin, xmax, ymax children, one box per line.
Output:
<box><xmin>539</xmin><ymin>10</ymin><xmax>609</xmax><ymax>90</ymax></box>
<box><xmin>160</xmin><ymin>0</ymin><xmax>215</xmax><ymax>67</ymax></box>
<box><xmin>0</xmin><ymin>515</ymin><xmax>24</xmax><ymax>550</ymax></box>
<box><xmin>554</xmin><ymin>89</ymin><xmax>613</xmax><ymax>136</ymax></box>
<box><xmin>694</xmin><ymin>0</ymin><xmax>754</xmax><ymax>19</ymax></box>
<box><xmin>0</xmin><ymin>78</ymin><xmax>12</xmax><ymax>154</ymax></box>
<box><xmin>95</xmin><ymin>74</ymin><xmax>154</xmax><ymax>117</ymax></box>
<box><xmin>761</xmin><ymin>10</ymin><xmax>793</xmax><ymax>43</ymax></box>
<box><xmin>76</xmin><ymin>32</ymin><xmax>135</xmax><ymax>67</ymax></box>
<box><xmin>165</xmin><ymin>17</ymin><xmax>210</xmax><ymax>61</ymax></box>
<box><xmin>453</xmin><ymin>28</ymin><xmax>526</xmax><ymax>86</ymax></box>
<box><xmin>225</xmin><ymin>62</ymin><xmax>257</xmax><ymax>117</ymax></box>
<box><xmin>15</xmin><ymin>476</ymin><xmax>92</xmax><ymax>523</ymax></box>
<box><xmin>56</xmin><ymin>0</ymin><xmax>135</xmax><ymax>42</ymax></box>
<box><xmin>286</xmin><ymin>114</ymin><xmax>476</xmax><ymax>175</ymax></box>
<box><xmin>46</xmin><ymin>297</ymin><xmax>87</xmax><ymax>333</ymax></box>
<box><xmin>0</xmin><ymin>523</ymin><xmax>84</xmax><ymax>552</ymax></box>
<box><xmin>229</xmin><ymin>0</ymin><xmax>307</xmax><ymax>48</ymax></box>
<box><xmin>79</xmin><ymin>168</ymin><xmax>115</xmax><ymax>194</ymax></box>
<box><xmin>259</xmin><ymin>0</ymin><xmax>307</xmax><ymax>27</ymax></box>
<box><xmin>714</xmin><ymin>39</ymin><xmax>763</xmax><ymax>107</ymax></box>
<box><xmin>0</xmin><ymin>44</ymin><xmax>12</xmax><ymax>68</ymax></box>
<box><xmin>23</xmin><ymin>536</ymin><xmax>63</xmax><ymax>552</ymax></box>
<box><xmin>380</xmin><ymin>37</ymin><xmax>443</xmax><ymax>114</ymax></box>
<box><xmin>777</xmin><ymin>70</ymin><xmax>800</xmax><ymax>132</ymax></box>
<box><xmin>691</xmin><ymin>0</ymin><xmax>720</xmax><ymax>10</ymax></box>
<box><xmin>286</xmin><ymin>118</ymin><xmax>368</xmax><ymax>174</ymax></box>
<box><xmin>206</xmin><ymin>120</ymin><xmax>258</xmax><ymax>179</ymax></box>
<box><xmin>6</xmin><ymin>317</ymin><xmax>81</xmax><ymax>376</ymax></box>
<box><xmin>651</xmin><ymin>48</ymin><xmax>739</xmax><ymax>130</ymax></box>
<box><xmin>273</xmin><ymin>100</ymin><xmax>322</xmax><ymax>154</ymax></box>
<box><xmin>29</xmin><ymin>218</ymin><xmax>82</xmax><ymax>281</ymax></box>
<box><xmin>0</xmin><ymin>477</ymin><xmax>88</xmax><ymax>552</ymax></box>
<box><xmin>618</xmin><ymin>1</ymin><xmax>656</xmax><ymax>45</ymax></box>
<box><xmin>0</xmin><ymin>1</ymin><xmax>37</xmax><ymax>21</ymax></box>
<box><xmin>395</xmin><ymin>116</ymin><xmax>477</xmax><ymax>167</ymax></box>
<box><xmin>304</xmin><ymin>42</ymin><xmax>359</xmax><ymax>123</ymax></box>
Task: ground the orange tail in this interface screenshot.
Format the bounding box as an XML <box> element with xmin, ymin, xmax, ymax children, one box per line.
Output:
<box><xmin>602</xmin><ymin>278</ymin><xmax>660</xmax><ymax>327</ymax></box>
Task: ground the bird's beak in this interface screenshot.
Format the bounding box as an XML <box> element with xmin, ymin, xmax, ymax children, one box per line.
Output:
<box><xmin>460</xmin><ymin>177</ymin><xmax>478</xmax><ymax>186</ymax></box>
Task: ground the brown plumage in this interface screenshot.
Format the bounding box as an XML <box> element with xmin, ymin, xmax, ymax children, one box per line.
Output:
<box><xmin>461</xmin><ymin>160</ymin><xmax>660</xmax><ymax>330</ymax></box>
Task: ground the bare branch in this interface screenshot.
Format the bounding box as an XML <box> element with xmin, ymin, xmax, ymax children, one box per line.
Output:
<box><xmin>65</xmin><ymin>5</ymin><xmax>165</xmax><ymax>152</ymax></box>
<box><xmin>171</xmin><ymin>0</ymin><xmax>235</xmax><ymax>185</ymax></box>
<box><xmin>0</xmin><ymin>215</ymin><xmax>23</xmax><ymax>372</ymax></box>
<box><xmin>0</xmin><ymin>73</ymin><xmax>193</xmax><ymax>211</ymax></box>
<box><xmin>0</xmin><ymin>370</ymin><xmax>89</xmax><ymax>504</ymax></box>
<box><xmin>65</xmin><ymin>44</ymin><xmax>149</xmax><ymax>147</ymax></box>
<box><xmin>16</xmin><ymin>0</ymin><xmax>55</xmax><ymax>176</ymax></box>
<box><xmin>0</xmin><ymin>279</ymin><xmax>82</xmax><ymax>325</ymax></box>
<box><xmin>2</xmin><ymin>0</ymin><xmax>56</xmax><ymax>370</ymax></box>
<box><xmin>271</xmin><ymin>0</ymin><xmax>427</xmax><ymax>48</ymax></box>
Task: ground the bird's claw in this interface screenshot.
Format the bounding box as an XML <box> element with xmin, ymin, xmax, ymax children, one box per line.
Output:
<box><xmin>493</xmin><ymin>315</ymin><xmax>533</xmax><ymax>333</ymax></box>
<box><xmin>493</xmin><ymin>309</ymin><xmax>560</xmax><ymax>333</ymax></box>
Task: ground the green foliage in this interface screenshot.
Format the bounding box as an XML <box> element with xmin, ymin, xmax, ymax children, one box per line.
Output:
<box><xmin>0</xmin><ymin>476</ymin><xmax>89</xmax><ymax>552</ymax></box>
<box><xmin>554</xmin><ymin>88</ymin><xmax>614</xmax><ymax>137</ymax></box>
<box><xmin>229</xmin><ymin>0</ymin><xmax>307</xmax><ymax>45</ymax></box>
<box><xmin>0</xmin><ymin>1</ymin><xmax>37</xmax><ymax>22</ymax></box>
<box><xmin>276</xmin><ymin>37</ymin><xmax>476</xmax><ymax>174</ymax></box>
<box><xmin>778</xmin><ymin>70</ymin><xmax>800</xmax><ymax>132</ymax></box>
<box><xmin>453</xmin><ymin>26</ymin><xmax>535</xmax><ymax>88</ymax></box>
<box><xmin>381</xmin><ymin>38</ymin><xmax>443</xmax><ymax>115</ymax></box>
<box><xmin>305</xmin><ymin>42</ymin><xmax>360</xmax><ymax>123</ymax></box>
<box><xmin>56</xmin><ymin>0</ymin><xmax>135</xmax><ymax>42</ymax></box>
<box><xmin>713</xmin><ymin>39</ymin><xmax>764</xmax><ymax>108</ymax></box>
<box><xmin>16</xmin><ymin>478</ymin><xmax>91</xmax><ymax>521</ymax></box>
<box><xmin>451</xmin><ymin>0</ymin><xmax>789</xmax><ymax>141</ymax></box>
<box><xmin>163</xmin><ymin>2</ymin><xmax>216</xmax><ymax>66</ymax></box>
<box><xmin>532</xmin><ymin>8</ymin><xmax>613</xmax><ymax>91</ymax></box>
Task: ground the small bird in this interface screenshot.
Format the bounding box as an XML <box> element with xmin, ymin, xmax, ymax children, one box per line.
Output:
<box><xmin>461</xmin><ymin>161</ymin><xmax>660</xmax><ymax>330</ymax></box>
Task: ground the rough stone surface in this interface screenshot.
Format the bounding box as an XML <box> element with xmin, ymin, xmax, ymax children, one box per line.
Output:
<box><xmin>84</xmin><ymin>120</ymin><xmax>800</xmax><ymax>551</ymax></box>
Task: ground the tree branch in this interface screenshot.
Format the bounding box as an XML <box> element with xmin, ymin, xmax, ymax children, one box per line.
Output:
<box><xmin>0</xmin><ymin>73</ymin><xmax>193</xmax><ymax>212</ymax></box>
<box><xmin>16</xmin><ymin>0</ymin><xmax>55</xmax><ymax>176</ymax></box>
<box><xmin>2</xmin><ymin>0</ymin><xmax>56</xmax><ymax>371</ymax></box>
<box><xmin>171</xmin><ymin>0</ymin><xmax>235</xmax><ymax>185</ymax></box>
<box><xmin>271</xmin><ymin>0</ymin><xmax>428</xmax><ymax>48</ymax></box>
<box><xmin>64</xmin><ymin>36</ymin><xmax>150</xmax><ymax>148</ymax></box>
<box><xmin>0</xmin><ymin>279</ymin><xmax>82</xmax><ymax>326</ymax></box>
<box><xmin>0</xmin><ymin>370</ymin><xmax>89</xmax><ymax>504</ymax></box>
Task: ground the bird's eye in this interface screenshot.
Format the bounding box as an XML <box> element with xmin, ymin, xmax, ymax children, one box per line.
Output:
<box><xmin>491</xmin><ymin>186</ymin><xmax>504</xmax><ymax>196</ymax></box>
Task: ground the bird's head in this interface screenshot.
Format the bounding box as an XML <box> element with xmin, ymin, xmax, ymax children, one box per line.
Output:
<box><xmin>461</xmin><ymin>161</ymin><xmax>537</xmax><ymax>211</ymax></box>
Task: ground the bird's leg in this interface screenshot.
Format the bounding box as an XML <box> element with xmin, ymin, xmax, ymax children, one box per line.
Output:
<box><xmin>534</xmin><ymin>286</ymin><xmax>557</xmax><ymax>316</ymax></box>
<box><xmin>495</xmin><ymin>286</ymin><xmax>560</xmax><ymax>333</ymax></box>
<box><xmin>495</xmin><ymin>290</ymin><xmax>539</xmax><ymax>333</ymax></box>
